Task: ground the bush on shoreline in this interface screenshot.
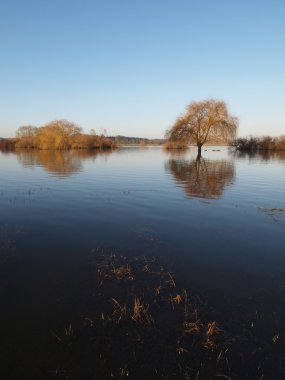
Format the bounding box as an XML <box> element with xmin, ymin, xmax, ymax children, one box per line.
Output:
<box><xmin>0</xmin><ymin>138</ymin><xmax>17</xmax><ymax>150</ymax></box>
<box><xmin>231</xmin><ymin>135</ymin><xmax>285</xmax><ymax>151</ymax></box>
<box><xmin>1</xmin><ymin>120</ymin><xmax>116</xmax><ymax>151</ymax></box>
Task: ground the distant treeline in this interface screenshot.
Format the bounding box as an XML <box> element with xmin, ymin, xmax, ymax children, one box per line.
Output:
<box><xmin>1</xmin><ymin>120</ymin><xmax>116</xmax><ymax>150</ymax></box>
<box><xmin>109</xmin><ymin>135</ymin><xmax>165</xmax><ymax>145</ymax></box>
<box><xmin>231</xmin><ymin>135</ymin><xmax>285</xmax><ymax>151</ymax></box>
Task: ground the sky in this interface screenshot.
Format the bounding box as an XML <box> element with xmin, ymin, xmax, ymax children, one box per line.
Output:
<box><xmin>0</xmin><ymin>0</ymin><xmax>284</xmax><ymax>139</ymax></box>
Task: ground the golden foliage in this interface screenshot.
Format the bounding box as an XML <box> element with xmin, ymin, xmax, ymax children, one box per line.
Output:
<box><xmin>165</xmin><ymin>99</ymin><xmax>238</xmax><ymax>149</ymax></box>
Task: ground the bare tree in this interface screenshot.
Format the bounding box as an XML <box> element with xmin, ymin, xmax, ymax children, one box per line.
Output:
<box><xmin>165</xmin><ymin>99</ymin><xmax>238</xmax><ymax>158</ymax></box>
<box><xmin>16</xmin><ymin>125</ymin><xmax>37</xmax><ymax>139</ymax></box>
<box><xmin>15</xmin><ymin>125</ymin><xmax>38</xmax><ymax>148</ymax></box>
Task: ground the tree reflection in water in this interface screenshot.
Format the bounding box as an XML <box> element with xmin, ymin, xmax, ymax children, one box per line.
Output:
<box><xmin>16</xmin><ymin>149</ymin><xmax>112</xmax><ymax>177</ymax></box>
<box><xmin>165</xmin><ymin>153</ymin><xmax>235</xmax><ymax>200</ymax></box>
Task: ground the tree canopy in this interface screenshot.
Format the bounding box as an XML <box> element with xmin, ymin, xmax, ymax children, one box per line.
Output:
<box><xmin>165</xmin><ymin>99</ymin><xmax>238</xmax><ymax>155</ymax></box>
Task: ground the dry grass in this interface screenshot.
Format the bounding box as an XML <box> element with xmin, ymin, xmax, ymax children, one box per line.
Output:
<box><xmin>131</xmin><ymin>297</ymin><xmax>153</xmax><ymax>324</ymax></box>
<box><xmin>184</xmin><ymin>320</ymin><xmax>201</xmax><ymax>334</ymax></box>
<box><xmin>111</xmin><ymin>298</ymin><xmax>127</xmax><ymax>322</ymax></box>
<box><xmin>154</xmin><ymin>283</ymin><xmax>163</xmax><ymax>296</ymax></box>
<box><xmin>170</xmin><ymin>294</ymin><xmax>183</xmax><ymax>310</ymax></box>
<box><xmin>142</xmin><ymin>263</ymin><xmax>151</xmax><ymax>273</ymax></box>
<box><xmin>206</xmin><ymin>321</ymin><xmax>219</xmax><ymax>338</ymax></box>
<box><xmin>112</xmin><ymin>265</ymin><xmax>133</xmax><ymax>280</ymax></box>
<box><xmin>167</xmin><ymin>272</ymin><xmax>176</xmax><ymax>288</ymax></box>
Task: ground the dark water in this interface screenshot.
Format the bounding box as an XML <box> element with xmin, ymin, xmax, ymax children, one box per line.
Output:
<box><xmin>0</xmin><ymin>147</ymin><xmax>285</xmax><ymax>378</ymax></box>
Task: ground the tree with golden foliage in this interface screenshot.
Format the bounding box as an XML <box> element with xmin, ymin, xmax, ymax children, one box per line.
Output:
<box><xmin>37</xmin><ymin>120</ymin><xmax>82</xmax><ymax>150</ymax></box>
<box><xmin>165</xmin><ymin>99</ymin><xmax>238</xmax><ymax>157</ymax></box>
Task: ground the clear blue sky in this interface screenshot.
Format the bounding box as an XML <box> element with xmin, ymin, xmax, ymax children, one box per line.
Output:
<box><xmin>0</xmin><ymin>0</ymin><xmax>284</xmax><ymax>138</ymax></box>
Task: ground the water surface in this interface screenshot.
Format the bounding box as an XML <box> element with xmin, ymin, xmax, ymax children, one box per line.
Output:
<box><xmin>0</xmin><ymin>147</ymin><xmax>285</xmax><ymax>378</ymax></box>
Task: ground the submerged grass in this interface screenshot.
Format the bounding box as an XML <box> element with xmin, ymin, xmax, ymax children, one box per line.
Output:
<box><xmin>45</xmin><ymin>250</ymin><xmax>232</xmax><ymax>379</ymax></box>
<box><xmin>3</xmin><ymin>248</ymin><xmax>285</xmax><ymax>379</ymax></box>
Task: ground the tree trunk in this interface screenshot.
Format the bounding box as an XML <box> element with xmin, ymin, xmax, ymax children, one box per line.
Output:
<box><xmin>197</xmin><ymin>144</ymin><xmax>202</xmax><ymax>160</ymax></box>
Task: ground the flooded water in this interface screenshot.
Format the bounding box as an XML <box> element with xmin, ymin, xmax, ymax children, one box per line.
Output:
<box><xmin>0</xmin><ymin>147</ymin><xmax>285</xmax><ymax>379</ymax></box>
